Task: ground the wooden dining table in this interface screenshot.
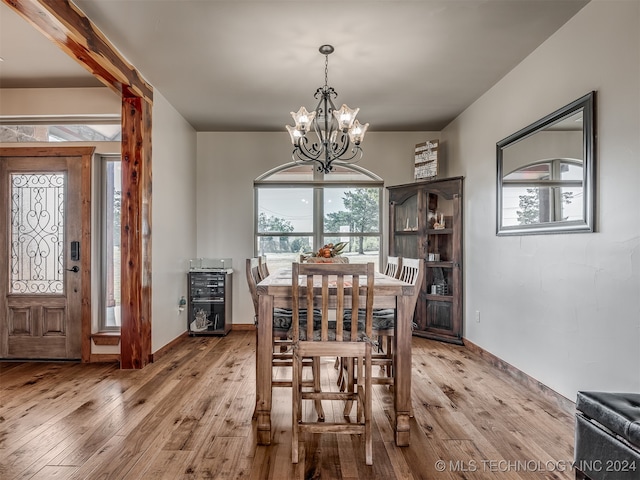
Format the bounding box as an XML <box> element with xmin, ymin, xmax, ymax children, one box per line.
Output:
<box><xmin>255</xmin><ymin>266</ymin><xmax>416</xmax><ymax>447</ymax></box>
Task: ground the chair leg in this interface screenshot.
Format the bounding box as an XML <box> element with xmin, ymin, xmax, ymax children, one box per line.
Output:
<box><xmin>343</xmin><ymin>357</ymin><xmax>355</xmax><ymax>416</ymax></box>
<box><xmin>356</xmin><ymin>357</ymin><xmax>363</xmax><ymax>423</ymax></box>
<box><xmin>337</xmin><ymin>357</ymin><xmax>348</xmax><ymax>392</ymax></box>
<box><xmin>252</xmin><ymin>328</ymin><xmax>259</xmax><ymax>421</ymax></box>
<box><xmin>385</xmin><ymin>336</ymin><xmax>393</xmax><ymax>376</ymax></box>
<box><xmin>312</xmin><ymin>357</ymin><xmax>325</xmax><ymax>421</ymax></box>
<box><xmin>292</xmin><ymin>351</ymin><xmax>300</xmax><ymax>464</ymax></box>
<box><xmin>365</xmin><ymin>350</ymin><xmax>372</xmax><ymax>465</ymax></box>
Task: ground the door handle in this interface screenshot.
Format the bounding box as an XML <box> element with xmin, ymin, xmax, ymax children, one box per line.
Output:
<box><xmin>66</xmin><ymin>266</ymin><xmax>79</xmax><ymax>273</ymax></box>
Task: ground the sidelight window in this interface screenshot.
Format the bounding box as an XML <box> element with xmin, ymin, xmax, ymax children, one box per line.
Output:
<box><xmin>100</xmin><ymin>157</ymin><xmax>121</xmax><ymax>330</ymax></box>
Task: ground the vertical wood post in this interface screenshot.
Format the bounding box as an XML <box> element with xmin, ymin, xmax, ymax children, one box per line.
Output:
<box><xmin>120</xmin><ymin>97</ymin><xmax>152</xmax><ymax>369</ymax></box>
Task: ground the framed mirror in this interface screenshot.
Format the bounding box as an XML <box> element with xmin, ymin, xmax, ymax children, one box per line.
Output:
<box><xmin>497</xmin><ymin>91</ymin><xmax>596</xmax><ymax>235</ymax></box>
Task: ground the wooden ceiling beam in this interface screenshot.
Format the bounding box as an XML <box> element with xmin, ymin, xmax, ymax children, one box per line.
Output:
<box><xmin>3</xmin><ymin>0</ymin><xmax>153</xmax><ymax>103</ymax></box>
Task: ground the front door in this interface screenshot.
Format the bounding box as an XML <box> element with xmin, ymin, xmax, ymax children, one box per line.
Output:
<box><xmin>0</xmin><ymin>147</ymin><xmax>92</xmax><ymax>360</ymax></box>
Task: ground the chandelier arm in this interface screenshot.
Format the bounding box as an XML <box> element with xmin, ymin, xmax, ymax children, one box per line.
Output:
<box><xmin>295</xmin><ymin>136</ymin><xmax>323</xmax><ymax>161</ymax></box>
<box><xmin>333</xmin><ymin>144</ymin><xmax>363</xmax><ymax>163</ymax></box>
<box><xmin>327</xmin><ymin>131</ymin><xmax>352</xmax><ymax>158</ymax></box>
<box><xmin>292</xmin><ymin>148</ymin><xmax>331</xmax><ymax>173</ymax></box>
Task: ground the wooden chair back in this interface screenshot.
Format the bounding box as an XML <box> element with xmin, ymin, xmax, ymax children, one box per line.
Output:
<box><xmin>371</xmin><ymin>257</ymin><xmax>422</xmax><ymax>335</ymax></box>
<box><xmin>245</xmin><ymin>257</ymin><xmax>261</xmax><ymax>317</ymax></box>
<box><xmin>258</xmin><ymin>255</ymin><xmax>270</xmax><ymax>281</ymax></box>
<box><xmin>398</xmin><ymin>257</ymin><xmax>424</xmax><ymax>320</ymax></box>
<box><xmin>384</xmin><ymin>256</ymin><xmax>402</xmax><ymax>279</ymax></box>
<box><xmin>291</xmin><ymin>262</ymin><xmax>375</xmax><ymax>343</ymax></box>
<box><xmin>398</xmin><ymin>257</ymin><xmax>421</xmax><ymax>286</ymax></box>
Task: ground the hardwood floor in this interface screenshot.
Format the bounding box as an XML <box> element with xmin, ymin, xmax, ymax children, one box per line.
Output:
<box><xmin>0</xmin><ymin>331</ymin><xmax>576</xmax><ymax>479</ymax></box>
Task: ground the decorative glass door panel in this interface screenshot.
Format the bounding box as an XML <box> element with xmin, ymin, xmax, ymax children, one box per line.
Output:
<box><xmin>10</xmin><ymin>173</ymin><xmax>65</xmax><ymax>295</ymax></box>
<box><xmin>394</xmin><ymin>235</ymin><xmax>419</xmax><ymax>258</ymax></box>
<box><xmin>394</xmin><ymin>194</ymin><xmax>418</xmax><ymax>232</ymax></box>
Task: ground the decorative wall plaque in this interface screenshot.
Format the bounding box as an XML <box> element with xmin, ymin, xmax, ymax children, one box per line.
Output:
<box><xmin>414</xmin><ymin>139</ymin><xmax>439</xmax><ymax>179</ymax></box>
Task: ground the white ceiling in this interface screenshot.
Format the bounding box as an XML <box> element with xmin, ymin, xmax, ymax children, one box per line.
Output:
<box><xmin>0</xmin><ymin>0</ymin><xmax>590</xmax><ymax>132</ymax></box>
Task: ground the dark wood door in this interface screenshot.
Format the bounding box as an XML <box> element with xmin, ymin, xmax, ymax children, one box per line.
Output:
<box><xmin>0</xmin><ymin>147</ymin><xmax>92</xmax><ymax>360</ymax></box>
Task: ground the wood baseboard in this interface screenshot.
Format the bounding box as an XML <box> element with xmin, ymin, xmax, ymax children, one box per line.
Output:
<box><xmin>89</xmin><ymin>354</ymin><xmax>120</xmax><ymax>363</ymax></box>
<box><xmin>462</xmin><ymin>337</ymin><xmax>575</xmax><ymax>415</ymax></box>
<box><xmin>232</xmin><ymin>324</ymin><xmax>256</xmax><ymax>331</ymax></box>
<box><xmin>151</xmin><ymin>332</ymin><xmax>189</xmax><ymax>362</ymax></box>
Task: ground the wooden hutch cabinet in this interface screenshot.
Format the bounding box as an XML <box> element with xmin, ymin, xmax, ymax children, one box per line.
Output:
<box><xmin>387</xmin><ymin>177</ymin><xmax>463</xmax><ymax>344</ymax></box>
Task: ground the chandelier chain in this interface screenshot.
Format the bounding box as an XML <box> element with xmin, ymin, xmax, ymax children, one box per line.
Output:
<box><xmin>324</xmin><ymin>54</ymin><xmax>329</xmax><ymax>89</ymax></box>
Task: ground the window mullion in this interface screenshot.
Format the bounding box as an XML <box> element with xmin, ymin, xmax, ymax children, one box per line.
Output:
<box><xmin>314</xmin><ymin>186</ymin><xmax>324</xmax><ymax>251</ymax></box>
<box><xmin>552</xmin><ymin>159</ymin><xmax>562</xmax><ymax>221</ymax></box>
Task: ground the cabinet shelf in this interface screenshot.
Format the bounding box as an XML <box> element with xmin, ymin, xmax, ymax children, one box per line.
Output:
<box><xmin>388</xmin><ymin>177</ymin><xmax>463</xmax><ymax>345</ymax></box>
<box><xmin>426</xmin><ymin>261</ymin><xmax>455</xmax><ymax>268</ymax></box>
<box><xmin>426</xmin><ymin>294</ymin><xmax>453</xmax><ymax>301</ymax></box>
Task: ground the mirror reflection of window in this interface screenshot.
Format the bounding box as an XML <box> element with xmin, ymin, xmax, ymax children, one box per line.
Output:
<box><xmin>502</xmin><ymin>159</ymin><xmax>583</xmax><ymax>227</ymax></box>
<box><xmin>496</xmin><ymin>91</ymin><xmax>595</xmax><ymax>235</ymax></box>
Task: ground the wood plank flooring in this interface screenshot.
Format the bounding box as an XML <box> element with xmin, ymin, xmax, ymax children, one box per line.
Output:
<box><xmin>0</xmin><ymin>331</ymin><xmax>576</xmax><ymax>479</ymax></box>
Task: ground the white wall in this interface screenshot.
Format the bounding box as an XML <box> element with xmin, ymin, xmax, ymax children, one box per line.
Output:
<box><xmin>151</xmin><ymin>90</ymin><xmax>197</xmax><ymax>352</ymax></box>
<box><xmin>0</xmin><ymin>87</ymin><xmax>120</xmax><ymax>117</ymax></box>
<box><xmin>440</xmin><ymin>0</ymin><xmax>640</xmax><ymax>400</ymax></box>
<box><xmin>196</xmin><ymin>131</ymin><xmax>437</xmax><ymax>326</ymax></box>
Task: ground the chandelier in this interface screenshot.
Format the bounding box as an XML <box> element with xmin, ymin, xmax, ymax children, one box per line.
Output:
<box><xmin>286</xmin><ymin>45</ymin><xmax>369</xmax><ymax>174</ymax></box>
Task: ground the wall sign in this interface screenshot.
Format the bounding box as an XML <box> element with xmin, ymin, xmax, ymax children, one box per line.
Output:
<box><xmin>414</xmin><ymin>140</ymin><xmax>439</xmax><ymax>179</ymax></box>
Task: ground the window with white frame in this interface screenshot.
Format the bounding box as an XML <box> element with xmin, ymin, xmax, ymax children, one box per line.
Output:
<box><xmin>100</xmin><ymin>156</ymin><xmax>121</xmax><ymax>331</ymax></box>
<box><xmin>254</xmin><ymin>163</ymin><xmax>383</xmax><ymax>272</ymax></box>
<box><xmin>0</xmin><ymin>121</ymin><xmax>121</xmax><ymax>142</ymax></box>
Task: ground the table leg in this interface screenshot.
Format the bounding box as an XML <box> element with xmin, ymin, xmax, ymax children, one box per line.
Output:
<box><xmin>256</xmin><ymin>293</ymin><xmax>273</xmax><ymax>445</ymax></box>
<box><xmin>394</xmin><ymin>294</ymin><xmax>412</xmax><ymax>446</ymax></box>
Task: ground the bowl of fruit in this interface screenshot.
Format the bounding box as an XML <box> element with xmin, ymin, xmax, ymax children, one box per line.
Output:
<box><xmin>302</xmin><ymin>242</ymin><xmax>349</xmax><ymax>263</ymax></box>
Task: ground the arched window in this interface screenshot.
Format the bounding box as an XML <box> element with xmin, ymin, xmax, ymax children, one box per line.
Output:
<box><xmin>254</xmin><ymin>163</ymin><xmax>383</xmax><ymax>271</ymax></box>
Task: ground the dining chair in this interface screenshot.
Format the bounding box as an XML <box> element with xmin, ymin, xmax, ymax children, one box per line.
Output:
<box><xmin>376</xmin><ymin>255</ymin><xmax>403</xmax><ymax>367</ymax></box>
<box><xmin>339</xmin><ymin>257</ymin><xmax>423</xmax><ymax>390</ymax></box>
<box><xmin>335</xmin><ymin>256</ymin><xmax>399</xmax><ymax>385</ymax></box>
<box><xmin>373</xmin><ymin>257</ymin><xmax>422</xmax><ymax>382</ymax></box>
<box><xmin>383</xmin><ymin>256</ymin><xmax>402</xmax><ymax>279</ymax></box>
<box><xmin>245</xmin><ymin>258</ymin><xmax>323</xmax><ymax>420</ymax></box>
<box><xmin>290</xmin><ymin>262</ymin><xmax>374</xmax><ymax>465</ymax></box>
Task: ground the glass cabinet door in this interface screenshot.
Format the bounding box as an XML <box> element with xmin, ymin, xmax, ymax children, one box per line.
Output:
<box><xmin>387</xmin><ymin>177</ymin><xmax>463</xmax><ymax>345</ymax></box>
<box><xmin>391</xmin><ymin>192</ymin><xmax>419</xmax><ymax>258</ymax></box>
<box><xmin>394</xmin><ymin>193</ymin><xmax>418</xmax><ymax>232</ymax></box>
